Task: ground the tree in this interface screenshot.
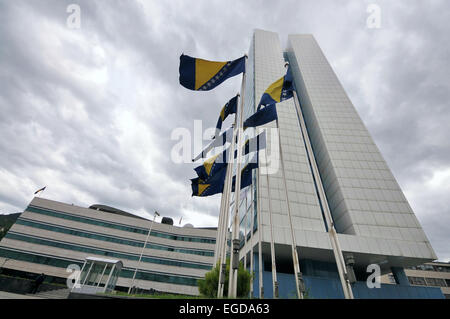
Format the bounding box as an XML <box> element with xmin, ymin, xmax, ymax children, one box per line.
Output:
<box><xmin>198</xmin><ymin>258</ymin><xmax>252</xmax><ymax>298</ymax></box>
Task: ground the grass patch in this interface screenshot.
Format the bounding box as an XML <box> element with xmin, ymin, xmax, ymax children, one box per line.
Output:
<box><xmin>103</xmin><ymin>291</ymin><xmax>204</xmax><ymax>299</ymax></box>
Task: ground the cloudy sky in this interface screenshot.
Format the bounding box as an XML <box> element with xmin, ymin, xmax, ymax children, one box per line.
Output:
<box><xmin>0</xmin><ymin>0</ymin><xmax>448</xmax><ymax>261</ymax></box>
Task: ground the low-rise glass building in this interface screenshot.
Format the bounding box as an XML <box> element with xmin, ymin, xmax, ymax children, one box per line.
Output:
<box><xmin>0</xmin><ymin>197</ymin><xmax>216</xmax><ymax>296</ymax></box>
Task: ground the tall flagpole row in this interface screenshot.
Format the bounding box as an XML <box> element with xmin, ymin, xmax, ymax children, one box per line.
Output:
<box><xmin>217</xmin><ymin>118</ymin><xmax>238</xmax><ymax>298</ymax></box>
<box><xmin>275</xmin><ymin>117</ymin><xmax>304</xmax><ymax>299</ymax></box>
<box><xmin>262</xmin><ymin>141</ymin><xmax>279</xmax><ymax>298</ymax></box>
<box><xmin>256</xmin><ymin>166</ymin><xmax>264</xmax><ymax>298</ymax></box>
<box><xmin>292</xmin><ymin>89</ymin><xmax>354</xmax><ymax>299</ymax></box>
<box><xmin>228</xmin><ymin>56</ymin><xmax>247</xmax><ymax>298</ymax></box>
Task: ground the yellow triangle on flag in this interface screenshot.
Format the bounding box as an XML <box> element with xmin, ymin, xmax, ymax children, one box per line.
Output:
<box><xmin>195</xmin><ymin>59</ymin><xmax>227</xmax><ymax>90</ymax></box>
<box><xmin>198</xmin><ymin>184</ymin><xmax>210</xmax><ymax>196</ymax></box>
<box><xmin>204</xmin><ymin>153</ymin><xmax>221</xmax><ymax>176</ymax></box>
<box><xmin>264</xmin><ymin>76</ymin><xmax>284</xmax><ymax>102</ymax></box>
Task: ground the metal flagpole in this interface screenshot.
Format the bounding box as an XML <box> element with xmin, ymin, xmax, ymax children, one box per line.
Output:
<box><xmin>228</xmin><ymin>55</ymin><xmax>247</xmax><ymax>298</ymax></box>
<box><xmin>249</xmin><ymin>183</ymin><xmax>254</xmax><ymax>298</ymax></box>
<box><xmin>218</xmin><ymin>128</ymin><xmax>237</xmax><ymax>298</ymax></box>
<box><xmin>256</xmin><ymin>162</ymin><xmax>264</xmax><ymax>298</ymax></box>
<box><xmin>292</xmin><ymin>89</ymin><xmax>354</xmax><ymax>299</ymax></box>
<box><xmin>217</xmin><ymin>118</ymin><xmax>238</xmax><ymax>298</ymax></box>
<box><xmin>215</xmin><ymin>172</ymin><xmax>227</xmax><ymax>265</ymax></box>
<box><xmin>128</xmin><ymin>211</ymin><xmax>160</xmax><ymax>294</ymax></box>
<box><xmin>276</xmin><ymin>116</ymin><xmax>304</xmax><ymax>299</ymax></box>
<box><xmin>263</xmin><ymin>134</ymin><xmax>279</xmax><ymax>298</ymax></box>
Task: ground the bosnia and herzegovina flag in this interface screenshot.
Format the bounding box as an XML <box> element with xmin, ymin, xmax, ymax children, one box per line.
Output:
<box><xmin>179</xmin><ymin>54</ymin><xmax>246</xmax><ymax>91</ymax></box>
<box><xmin>243</xmin><ymin>131</ymin><xmax>266</xmax><ymax>156</ymax></box>
<box><xmin>192</xmin><ymin>126</ymin><xmax>233</xmax><ymax>162</ymax></box>
<box><xmin>257</xmin><ymin>67</ymin><xmax>294</xmax><ymax>110</ymax></box>
<box><xmin>233</xmin><ymin>131</ymin><xmax>267</xmax><ymax>159</ymax></box>
<box><xmin>194</xmin><ymin>149</ymin><xmax>228</xmax><ymax>182</ymax></box>
<box><xmin>34</xmin><ymin>186</ymin><xmax>46</xmax><ymax>195</ymax></box>
<box><xmin>215</xmin><ymin>95</ymin><xmax>238</xmax><ymax>135</ymax></box>
<box><xmin>231</xmin><ymin>154</ymin><xmax>259</xmax><ymax>192</ymax></box>
<box><xmin>242</xmin><ymin>68</ymin><xmax>294</xmax><ymax>129</ymax></box>
<box><xmin>243</xmin><ymin>104</ymin><xmax>278</xmax><ymax>129</ymax></box>
<box><xmin>191</xmin><ymin>164</ymin><xmax>227</xmax><ymax>197</ymax></box>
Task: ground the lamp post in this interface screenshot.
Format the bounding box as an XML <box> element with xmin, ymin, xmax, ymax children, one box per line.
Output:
<box><xmin>128</xmin><ymin>210</ymin><xmax>160</xmax><ymax>294</ymax></box>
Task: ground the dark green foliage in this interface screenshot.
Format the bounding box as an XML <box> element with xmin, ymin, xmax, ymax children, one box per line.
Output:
<box><xmin>198</xmin><ymin>258</ymin><xmax>252</xmax><ymax>298</ymax></box>
<box><xmin>0</xmin><ymin>213</ymin><xmax>20</xmax><ymax>241</ymax></box>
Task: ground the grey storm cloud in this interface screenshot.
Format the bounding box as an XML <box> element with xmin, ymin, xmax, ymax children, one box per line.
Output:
<box><xmin>0</xmin><ymin>0</ymin><xmax>449</xmax><ymax>260</ymax></box>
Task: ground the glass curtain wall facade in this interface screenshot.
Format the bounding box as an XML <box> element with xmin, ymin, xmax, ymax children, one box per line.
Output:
<box><xmin>235</xmin><ymin>30</ymin><xmax>442</xmax><ymax>299</ymax></box>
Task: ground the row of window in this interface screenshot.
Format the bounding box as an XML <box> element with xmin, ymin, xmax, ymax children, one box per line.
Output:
<box><xmin>408</xmin><ymin>264</ymin><xmax>450</xmax><ymax>273</ymax></box>
<box><xmin>16</xmin><ymin>218</ymin><xmax>214</xmax><ymax>257</ymax></box>
<box><xmin>27</xmin><ymin>205</ymin><xmax>216</xmax><ymax>244</ymax></box>
<box><xmin>0</xmin><ymin>247</ymin><xmax>200</xmax><ymax>287</ymax></box>
<box><xmin>5</xmin><ymin>232</ymin><xmax>212</xmax><ymax>270</ymax></box>
<box><xmin>408</xmin><ymin>276</ymin><xmax>449</xmax><ymax>288</ymax></box>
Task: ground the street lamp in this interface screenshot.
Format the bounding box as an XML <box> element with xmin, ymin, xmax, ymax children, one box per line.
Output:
<box><xmin>128</xmin><ymin>210</ymin><xmax>160</xmax><ymax>294</ymax></box>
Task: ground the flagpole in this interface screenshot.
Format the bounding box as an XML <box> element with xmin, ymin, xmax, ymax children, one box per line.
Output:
<box><xmin>215</xmin><ymin>172</ymin><xmax>227</xmax><ymax>265</ymax></box>
<box><xmin>292</xmin><ymin>89</ymin><xmax>354</xmax><ymax>299</ymax></box>
<box><xmin>275</xmin><ymin>116</ymin><xmax>304</xmax><ymax>299</ymax></box>
<box><xmin>128</xmin><ymin>211</ymin><xmax>159</xmax><ymax>294</ymax></box>
<box><xmin>249</xmin><ymin>181</ymin><xmax>254</xmax><ymax>298</ymax></box>
<box><xmin>228</xmin><ymin>55</ymin><xmax>247</xmax><ymax>298</ymax></box>
<box><xmin>217</xmin><ymin>119</ymin><xmax>238</xmax><ymax>298</ymax></box>
<box><xmin>262</xmin><ymin>133</ymin><xmax>279</xmax><ymax>298</ymax></box>
<box><xmin>256</xmin><ymin>164</ymin><xmax>264</xmax><ymax>298</ymax></box>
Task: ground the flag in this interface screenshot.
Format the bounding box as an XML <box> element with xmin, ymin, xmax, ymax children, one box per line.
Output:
<box><xmin>191</xmin><ymin>165</ymin><xmax>227</xmax><ymax>197</ymax></box>
<box><xmin>192</xmin><ymin>126</ymin><xmax>233</xmax><ymax>162</ymax></box>
<box><xmin>234</xmin><ymin>131</ymin><xmax>267</xmax><ymax>158</ymax></box>
<box><xmin>179</xmin><ymin>54</ymin><xmax>245</xmax><ymax>91</ymax></box>
<box><xmin>243</xmin><ymin>104</ymin><xmax>277</xmax><ymax>129</ymax></box>
<box><xmin>242</xmin><ymin>131</ymin><xmax>266</xmax><ymax>156</ymax></box>
<box><xmin>179</xmin><ymin>217</ymin><xmax>182</xmax><ymax>225</ymax></box>
<box><xmin>194</xmin><ymin>149</ymin><xmax>229</xmax><ymax>182</ymax></box>
<box><xmin>231</xmin><ymin>154</ymin><xmax>259</xmax><ymax>192</ymax></box>
<box><xmin>34</xmin><ymin>186</ymin><xmax>46</xmax><ymax>195</ymax></box>
<box><xmin>215</xmin><ymin>95</ymin><xmax>238</xmax><ymax>136</ymax></box>
<box><xmin>257</xmin><ymin>67</ymin><xmax>294</xmax><ymax>110</ymax></box>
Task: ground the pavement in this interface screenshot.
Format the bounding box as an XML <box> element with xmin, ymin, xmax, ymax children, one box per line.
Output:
<box><xmin>0</xmin><ymin>291</ymin><xmax>43</xmax><ymax>299</ymax></box>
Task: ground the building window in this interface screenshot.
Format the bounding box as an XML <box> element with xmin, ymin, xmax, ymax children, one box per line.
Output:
<box><xmin>425</xmin><ymin>277</ymin><xmax>446</xmax><ymax>287</ymax></box>
<box><xmin>436</xmin><ymin>266</ymin><xmax>450</xmax><ymax>273</ymax></box>
<box><xmin>407</xmin><ymin>276</ymin><xmax>426</xmax><ymax>286</ymax></box>
<box><xmin>15</xmin><ymin>218</ymin><xmax>214</xmax><ymax>257</ymax></box>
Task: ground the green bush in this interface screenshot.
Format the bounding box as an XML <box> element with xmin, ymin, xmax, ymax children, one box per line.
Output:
<box><xmin>198</xmin><ymin>258</ymin><xmax>252</xmax><ymax>298</ymax></box>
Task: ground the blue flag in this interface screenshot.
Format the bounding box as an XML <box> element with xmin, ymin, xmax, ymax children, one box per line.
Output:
<box><xmin>179</xmin><ymin>55</ymin><xmax>245</xmax><ymax>91</ymax></box>
<box><xmin>194</xmin><ymin>149</ymin><xmax>229</xmax><ymax>182</ymax></box>
<box><xmin>215</xmin><ymin>95</ymin><xmax>238</xmax><ymax>136</ymax></box>
<box><xmin>231</xmin><ymin>154</ymin><xmax>259</xmax><ymax>192</ymax></box>
<box><xmin>191</xmin><ymin>164</ymin><xmax>227</xmax><ymax>197</ymax></box>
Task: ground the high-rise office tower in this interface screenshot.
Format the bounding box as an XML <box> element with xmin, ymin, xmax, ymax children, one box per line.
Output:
<box><xmin>235</xmin><ymin>30</ymin><xmax>442</xmax><ymax>298</ymax></box>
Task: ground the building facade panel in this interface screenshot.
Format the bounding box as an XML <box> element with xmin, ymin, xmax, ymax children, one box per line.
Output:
<box><xmin>0</xmin><ymin>198</ymin><xmax>216</xmax><ymax>295</ymax></box>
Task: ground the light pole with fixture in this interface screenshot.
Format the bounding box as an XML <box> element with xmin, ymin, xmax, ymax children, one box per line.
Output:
<box><xmin>128</xmin><ymin>210</ymin><xmax>160</xmax><ymax>294</ymax></box>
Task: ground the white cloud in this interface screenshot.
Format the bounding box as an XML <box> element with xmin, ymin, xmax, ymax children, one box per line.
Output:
<box><xmin>0</xmin><ymin>0</ymin><xmax>449</xmax><ymax>261</ymax></box>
